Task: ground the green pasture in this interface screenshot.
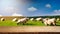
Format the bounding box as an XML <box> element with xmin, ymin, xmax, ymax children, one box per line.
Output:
<box><xmin>0</xmin><ymin>20</ymin><xmax>60</xmax><ymax>26</ymax></box>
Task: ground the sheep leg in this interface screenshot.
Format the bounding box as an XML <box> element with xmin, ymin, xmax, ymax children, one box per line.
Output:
<box><xmin>17</xmin><ymin>23</ymin><xmax>19</xmax><ymax>25</ymax></box>
<box><xmin>53</xmin><ymin>22</ymin><xmax>56</xmax><ymax>26</ymax></box>
<box><xmin>47</xmin><ymin>22</ymin><xmax>52</xmax><ymax>26</ymax></box>
<box><xmin>23</xmin><ymin>21</ymin><xmax>26</xmax><ymax>25</ymax></box>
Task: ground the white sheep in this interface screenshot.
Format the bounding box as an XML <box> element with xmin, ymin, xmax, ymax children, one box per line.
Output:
<box><xmin>43</xmin><ymin>18</ymin><xmax>48</xmax><ymax>25</ymax></box>
<box><xmin>1</xmin><ymin>18</ymin><xmax>5</xmax><ymax>21</ymax></box>
<box><xmin>47</xmin><ymin>18</ymin><xmax>56</xmax><ymax>25</ymax></box>
<box><xmin>12</xmin><ymin>18</ymin><xmax>17</xmax><ymax>22</ymax></box>
<box><xmin>30</xmin><ymin>18</ymin><xmax>34</xmax><ymax>21</ymax></box>
<box><xmin>43</xmin><ymin>18</ymin><xmax>56</xmax><ymax>26</ymax></box>
<box><xmin>57</xmin><ymin>18</ymin><xmax>60</xmax><ymax>21</ymax></box>
<box><xmin>36</xmin><ymin>18</ymin><xmax>42</xmax><ymax>21</ymax></box>
<box><xmin>17</xmin><ymin>18</ymin><xmax>29</xmax><ymax>25</ymax></box>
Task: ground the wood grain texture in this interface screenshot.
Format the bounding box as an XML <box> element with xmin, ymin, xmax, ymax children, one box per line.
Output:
<box><xmin>0</xmin><ymin>26</ymin><xmax>60</xmax><ymax>32</ymax></box>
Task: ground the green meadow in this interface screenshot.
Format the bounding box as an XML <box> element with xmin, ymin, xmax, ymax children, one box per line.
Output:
<box><xmin>0</xmin><ymin>20</ymin><xmax>60</xmax><ymax>26</ymax></box>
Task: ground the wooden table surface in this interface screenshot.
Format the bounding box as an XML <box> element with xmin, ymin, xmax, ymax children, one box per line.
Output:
<box><xmin>0</xmin><ymin>26</ymin><xmax>60</xmax><ymax>32</ymax></box>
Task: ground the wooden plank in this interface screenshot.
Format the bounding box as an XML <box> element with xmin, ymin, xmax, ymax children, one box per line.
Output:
<box><xmin>0</xmin><ymin>26</ymin><xmax>60</xmax><ymax>32</ymax></box>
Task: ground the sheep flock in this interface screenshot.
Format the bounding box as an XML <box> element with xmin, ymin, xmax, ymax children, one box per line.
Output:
<box><xmin>0</xmin><ymin>17</ymin><xmax>60</xmax><ymax>26</ymax></box>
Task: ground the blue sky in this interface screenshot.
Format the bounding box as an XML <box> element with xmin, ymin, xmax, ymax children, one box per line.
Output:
<box><xmin>0</xmin><ymin>0</ymin><xmax>60</xmax><ymax>16</ymax></box>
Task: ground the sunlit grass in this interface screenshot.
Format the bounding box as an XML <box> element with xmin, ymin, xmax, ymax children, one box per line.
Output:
<box><xmin>0</xmin><ymin>20</ymin><xmax>17</xmax><ymax>26</ymax></box>
<box><xmin>25</xmin><ymin>20</ymin><xmax>45</xmax><ymax>26</ymax></box>
<box><xmin>56</xmin><ymin>21</ymin><xmax>60</xmax><ymax>26</ymax></box>
<box><xmin>0</xmin><ymin>20</ymin><xmax>60</xmax><ymax>26</ymax></box>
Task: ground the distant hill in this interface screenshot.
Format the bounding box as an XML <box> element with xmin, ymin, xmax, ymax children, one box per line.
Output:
<box><xmin>27</xmin><ymin>15</ymin><xmax>60</xmax><ymax>18</ymax></box>
<box><xmin>0</xmin><ymin>15</ymin><xmax>60</xmax><ymax>20</ymax></box>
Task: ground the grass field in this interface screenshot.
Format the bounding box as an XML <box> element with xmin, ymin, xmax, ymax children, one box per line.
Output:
<box><xmin>0</xmin><ymin>20</ymin><xmax>60</xmax><ymax>26</ymax></box>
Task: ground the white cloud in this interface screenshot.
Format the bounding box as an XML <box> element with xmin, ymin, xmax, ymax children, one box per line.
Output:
<box><xmin>54</xmin><ymin>9</ymin><xmax>60</xmax><ymax>13</ymax></box>
<box><xmin>51</xmin><ymin>9</ymin><xmax>60</xmax><ymax>15</ymax></box>
<box><xmin>12</xmin><ymin>13</ymin><xmax>23</xmax><ymax>16</ymax></box>
<box><xmin>45</xmin><ymin>4</ymin><xmax>51</xmax><ymax>8</ymax></box>
<box><xmin>28</xmin><ymin>7</ymin><xmax>37</xmax><ymax>11</ymax></box>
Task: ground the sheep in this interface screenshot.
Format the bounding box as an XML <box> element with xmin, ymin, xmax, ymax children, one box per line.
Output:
<box><xmin>30</xmin><ymin>18</ymin><xmax>34</xmax><ymax>21</ymax></box>
<box><xmin>47</xmin><ymin>18</ymin><xmax>56</xmax><ymax>26</ymax></box>
<box><xmin>12</xmin><ymin>18</ymin><xmax>17</xmax><ymax>22</ymax></box>
<box><xmin>42</xmin><ymin>18</ymin><xmax>49</xmax><ymax>25</ymax></box>
<box><xmin>36</xmin><ymin>17</ymin><xmax>42</xmax><ymax>21</ymax></box>
<box><xmin>1</xmin><ymin>18</ymin><xmax>5</xmax><ymax>21</ymax></box>
<box><xmin>57</xmin><ymin>18</ymin><xmax>60</xmax><ymax>21</ymax></box>
<box><xmin>17</xmin><ymin>18</ymin><xmax>29</xmax><ymax>25</ymax></box>
<box><xmin>42</xmin><ymin>18</ymin><xmax>56</xmax><ymax>26</ymax></box>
